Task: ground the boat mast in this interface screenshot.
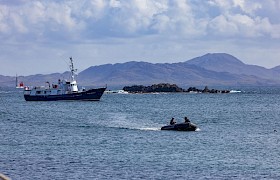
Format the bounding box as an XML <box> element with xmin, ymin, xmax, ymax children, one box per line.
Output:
<box><xmin>69</xmin><ymin>57</ymin><xmax>77</xmax><ymax>81</ymax></box>
<box><xmin>16</xmin><ymin>74</ymin><xmax>18</xmax><ymax>87</ymax></box>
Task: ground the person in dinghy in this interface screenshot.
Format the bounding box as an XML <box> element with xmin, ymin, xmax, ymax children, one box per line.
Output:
<box><xmin>170</xmin><ymin>117</ymin><xmax>176</xmax><ymax>125</ymax></box>
<box><xmin>161</xmin><ymin>116</ymin><xmax>198</xmax><ymax>131</ymax></box>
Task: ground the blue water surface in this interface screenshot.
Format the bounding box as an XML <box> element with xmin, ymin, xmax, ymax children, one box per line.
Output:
<box><xmin>1</xmin><ymin>87</ymin><xmax>280</xmax><ymax>179</ymax></box>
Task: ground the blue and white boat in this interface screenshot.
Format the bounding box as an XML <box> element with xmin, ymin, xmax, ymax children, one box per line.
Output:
<box><xmin>24</xmin><ymin>57</ymin><xmax>106</xmax><ymax>101</ymax></box>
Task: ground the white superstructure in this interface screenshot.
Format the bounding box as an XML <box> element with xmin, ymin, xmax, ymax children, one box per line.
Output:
<box><xmin>24</xmin><ymin>57</ymin><xmax>81</xmax><ymax>96</ymax></box>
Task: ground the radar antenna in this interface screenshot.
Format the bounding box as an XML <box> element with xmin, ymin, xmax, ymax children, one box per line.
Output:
<box><xmin>69</xmin><ymin>57</ymin><xmax>77</xmax><ymax>81</ymax></box>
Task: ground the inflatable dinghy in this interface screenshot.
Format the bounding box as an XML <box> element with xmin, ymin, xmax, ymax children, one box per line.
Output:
<box><xmin>161</xmin><ymin>122</ymin><xmax>197</xmax><ymax>131</ymax></box>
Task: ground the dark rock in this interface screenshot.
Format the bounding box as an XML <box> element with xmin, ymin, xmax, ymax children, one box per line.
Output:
<box><xmin>123</xmin><ymin>83</ymin><xmax>230</xmax><ymax>93</ymax></box>
<box><xmin>123</xmin><ymin>83</ymin><xmax>184</xmax><ymax>93</ymax></box>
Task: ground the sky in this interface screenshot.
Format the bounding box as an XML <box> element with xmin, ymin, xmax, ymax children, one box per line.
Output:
<box><xmin>0</xmin><ymin>0</ymin><xmax>280</xmax><ymax>76</ymax></box>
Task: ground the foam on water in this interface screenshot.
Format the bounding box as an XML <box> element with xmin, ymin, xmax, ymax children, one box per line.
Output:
<box><xmin>138</xmin><ymin>127</ymin><xmax>161</xmax><ymax>131</ymax></box>
<box><xmin>229</xmin><ymin>90</ymin><xmax>242</xmax><ymax>93</ymax></box>
<box><xmin>0</xmin><ymin>91</ymin><xmax>11</xmax><ymax>94</ymax></box>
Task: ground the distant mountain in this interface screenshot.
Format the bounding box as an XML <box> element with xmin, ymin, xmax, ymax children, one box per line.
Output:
<box><xmin>186</xmin><ymin>53</ymin><xmax>280</xmax><ymax>80</ymax></box>
<box><xmin>22</xmin><ymin>72</ymin><xmax>71</xmax><ymax>84</ymax></box>
<box><xmin>1</xmin><ymin>53</ymin><xmax>280</xmax><ymax>88</ymax></box>
<box><xmin>0</xmin><ymin>75</ymin><xmax>14</xmax><ymax>87</ymax></box>
<box><xmin>271</xmin><ymin>65</ymin><xmax>280</xmax><ymax>73</ymax></box>
<box><xmin>77</xmin><ymin>53</ymin><xmax>280</xmax><ymax>87</ymax></box>
<box><xmin>0</xmin><ymin>72</ymin><xmax>71</xmax><ymax>87</ymax></box>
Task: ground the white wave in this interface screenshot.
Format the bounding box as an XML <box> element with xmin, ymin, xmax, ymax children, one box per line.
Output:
<box><xmin>229</xmin><ymin>90</ymin><xmax>242</xmax><ymax>93</ymax></box>
<box><xmin>138</xmin><ymin>127</ymin><xmax>161</xmax><ymax>131</ymax></box>
<box><xmin>107</xmin><ymin>125</ymin><xmax>161</xmax><ymax>131</ymax></box>
<box><xmin>0</xmin><ymin>91</ymin><xmax>11</xmax><ymax>94</ymax></box>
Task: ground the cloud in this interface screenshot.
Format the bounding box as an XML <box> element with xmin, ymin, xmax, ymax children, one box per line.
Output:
<box><xmin>206</xmin><ymin>0</ymin><xmax>280</xmax><ymax>39</ymax></box>
<box><xmin>208</xmin><ymin>0</ymin><xmax>262</xmax><ymax>15</ymax></box>
<box><xmin>208</xmin><ymin>13</ymin><xmax>274</xmax><ymax>38</ymax></box>
<box><xmin>0</xmin><ymin>4</ymin><xmax>9</xmax><ymax>33</ymax></box>
<box><xmin>233</xmin><ymin>0</ymin><xmax>262</xmax><ymax>15</ymax></box>
<box><xmin>0</xmin><ymin>0</ymin><xmax>279</xmax><ymax>40</ymax></box>
<box><xmin>0</xmin><ymin>0</ymin><xmax>280</xmax><ymax>76</ymax></box>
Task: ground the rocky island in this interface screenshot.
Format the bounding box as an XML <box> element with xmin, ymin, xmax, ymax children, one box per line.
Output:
<box><xmin>123</xmin><ymin>83</ymin><xmax>230</xmax><ymax>93</ymax></box>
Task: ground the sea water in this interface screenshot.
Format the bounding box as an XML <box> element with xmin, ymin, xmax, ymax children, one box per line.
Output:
<box><xmin>1</xmin><ymin>87</ymin><xmax>280</xmax><ymax>180</ymax></box>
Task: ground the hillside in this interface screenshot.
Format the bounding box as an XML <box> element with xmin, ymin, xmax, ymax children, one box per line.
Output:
<box><xmin>271</xmin><ymin>65</ymin><xmax>280</xmax><ymax>73</ymax></box>
<box><xmin>1</xmin><ymin>53</ymin><xmax>280</xmax><ymax>88</ymax></box>
<box><xmin>77</xmin><ymin>53</ymin><xmax>280</xmax><ymax>87</ymax></box>
<box><xmin>186</xmin><ymin>53</ymin><xmax>279</xmax><ymax>80</ymax></box>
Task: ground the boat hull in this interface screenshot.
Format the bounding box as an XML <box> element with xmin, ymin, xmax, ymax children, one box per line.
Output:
<box><xmin>161</xmin><ymin>122</ymin><xmax>197</xmax><ymax>131</ymax></box>
<box><xmin>24</xmin><ymin>87</ymin><xmax>106</xmax><ymax>101</ymax></box>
